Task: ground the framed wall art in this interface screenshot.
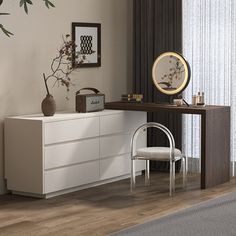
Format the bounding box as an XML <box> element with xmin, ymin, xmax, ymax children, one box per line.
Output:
<box><xmin>72</xmin><ymin>22</ymin><xmax>101</xmax><ymax>68</ymax></box>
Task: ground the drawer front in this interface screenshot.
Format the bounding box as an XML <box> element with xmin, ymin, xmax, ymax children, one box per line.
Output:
<box><xmin>100</xmin><ymin>130</ymin><xmax>147</xmax><ymax>159</ymax></box>
<box><xmin>44</xmin><ymin>161</ymin><xmax>99</xmax><ymax>193</ymax></box>
<box><xmin>100</xmin><ymin>111</ymin><xmax>147</xmax><ymax>135</ymax></box>
<box><xmin>44</xmin><ymin>138</ymin><xmax>99</xmax><ymax>170</ymax></box>
<box><xmin>44</xmin><ymin>117</ymin><xmax>99</xmax><ymax>145</ymax></box>
<box><xmin>100</xmin><ymin>134</ymin><xmax>132</xmax><ymax>158</ymax></box>
<box><xmin>100</xmin><ymin>154</ymin><xmax>145</xmax><ymax>181</ymax></box>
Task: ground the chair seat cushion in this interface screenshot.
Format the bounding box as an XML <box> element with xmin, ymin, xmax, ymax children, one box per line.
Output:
<box><xmin>136</xmin><ymin>147</ymin><xmax>182</xmax><ymax>161</ymax></box>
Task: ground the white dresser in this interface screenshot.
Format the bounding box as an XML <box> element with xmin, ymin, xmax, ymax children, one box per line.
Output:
<box><xmin>5</xmin><ymin>110</ymin><xmax>146</xmax><ymax>198</ymax></box>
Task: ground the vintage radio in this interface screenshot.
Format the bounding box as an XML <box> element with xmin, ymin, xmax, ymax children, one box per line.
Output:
<box><xmin>76</xmin><ymin>87</ymin><xmax>105</xmax><ymax>113</ymax></box>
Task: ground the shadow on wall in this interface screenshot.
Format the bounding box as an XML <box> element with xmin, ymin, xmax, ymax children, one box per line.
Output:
<box><xmin>0</xmin><ymin>121</ymin><xmax>6</xmax><ymax>193</ymax></box>
<box><xmin>126</xmin><ymin>0</ymin><xmax>133</xmax><ymax>92</ymax></box>
<box><xmin>106</xmin><ymin>0</ymin><xmax>133</xmax><ymax>99</ymax></box>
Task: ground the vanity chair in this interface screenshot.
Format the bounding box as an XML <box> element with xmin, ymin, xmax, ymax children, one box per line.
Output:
<box><xmin>130</xmin><ymin>122</ymin><xmax>187</xmax><ymax>196</ymax></box>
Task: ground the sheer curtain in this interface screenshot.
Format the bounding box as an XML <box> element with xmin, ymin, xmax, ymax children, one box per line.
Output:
<box><xmin>182</xmin><ymin>0</ymin><xmax>236</xmax><ymax>175</ymax></box>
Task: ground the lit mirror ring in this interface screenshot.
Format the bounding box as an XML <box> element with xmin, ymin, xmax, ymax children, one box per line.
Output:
<box><xmin>152</xmin><ymin>52</ymin><xmax>191</xmax><ymax>95</ymax></box>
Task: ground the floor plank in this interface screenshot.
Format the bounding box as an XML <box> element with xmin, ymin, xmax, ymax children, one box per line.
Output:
<box><xmin>0</xmin><ymin>173</ymin><xmax>236</xmax><ymax>236</ymax></box>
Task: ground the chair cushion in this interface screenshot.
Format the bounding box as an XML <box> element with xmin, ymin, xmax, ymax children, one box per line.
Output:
<box><xmin>136</xmin><ymin>147</ymin><xmax>182</xmax><ymax>161</ymax></box>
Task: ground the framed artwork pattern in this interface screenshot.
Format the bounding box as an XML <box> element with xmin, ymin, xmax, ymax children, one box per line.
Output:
<box><xmin>72</xmin><ymin>22</ymin><xmax>101</xmax><ymax>68</ymax></box>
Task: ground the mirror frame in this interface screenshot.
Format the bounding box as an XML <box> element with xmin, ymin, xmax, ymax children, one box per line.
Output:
<box><xmin>152</xmin><ymin>52</ymin><xmax>191</xmax><ymax>95</ymax></box>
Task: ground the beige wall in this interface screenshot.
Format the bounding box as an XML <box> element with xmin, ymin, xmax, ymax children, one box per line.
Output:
<box><xmin>0</xmin><ymin>0</ymin><xmax>133</xmax><ymax>194</ymax></box>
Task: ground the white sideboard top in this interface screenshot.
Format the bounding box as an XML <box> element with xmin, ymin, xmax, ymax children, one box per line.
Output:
<box><xmin>5</xmin><ymin>109</ymin><xmax>144</xmax><ymax>123</ymax></box>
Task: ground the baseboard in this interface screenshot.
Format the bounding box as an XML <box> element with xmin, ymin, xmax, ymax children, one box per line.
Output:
<box><xmin>9</xmin><ymin>171</ymin><xmax>143</xmax><ymax>199</ymax></box>
<box><xmin>0</xmin><ymin>179</ymin><xmax>7</xmax><ymax>195</ymax></box>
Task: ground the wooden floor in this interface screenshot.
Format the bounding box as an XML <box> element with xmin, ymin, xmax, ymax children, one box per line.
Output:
<box><xmin>0</xmin><ymin>172</ymin><xmax>236</xmax><ymax>236</ymax></box>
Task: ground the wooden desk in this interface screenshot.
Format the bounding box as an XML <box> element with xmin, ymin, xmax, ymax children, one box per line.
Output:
<box><xmin>105</xmin><ymin>102</ymin><xmax>231</xmax><ymax>189</ymax></box>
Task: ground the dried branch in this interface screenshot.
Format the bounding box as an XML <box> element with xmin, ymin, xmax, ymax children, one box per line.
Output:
<box><xmin>43</xmin><ymin>34</ymin><xmax>86</xmax><ymax>97</ymax></box>
<box><xmin>43</xmin><ymin>73</ymin><xmax>50</xmax><ymax>95</ymax></box>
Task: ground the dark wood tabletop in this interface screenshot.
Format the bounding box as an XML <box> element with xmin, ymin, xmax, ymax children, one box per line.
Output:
<box><xmin>105</xmin><ymin>101</ymin><xmax>230</xmax><ymax>115</ymax></box>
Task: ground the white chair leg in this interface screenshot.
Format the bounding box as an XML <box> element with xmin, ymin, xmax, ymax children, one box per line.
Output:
<box><xmin>145</xmin><ymin>160</ymin><xmax>150</xmax><ymax>186</ymax></box>
<box><xmin>173</xmin><ymin>161</ymin><xmax>175</xmax><ymax>195</ymax></box>
<box><xmin>169</xmin><ymin>161</ymin><xmax>175</xmax><ymax>197</ymax></box>
<box><xmin>185</xmin><ymin>155</ymin><xmax>188</xmax><ymax>174</ymax></box>
<box><xmin>131</xmin><ymin>159</ymin><xmax>136</xmax><ymax>192</ymax></box>
<box><xmin>199</xmin><ymin>155</ymin><xmax>201</xmax><ymax>174</ymax></box>
<box><xmin>182</xmin><ymin>156</ymin><xmax>187</xmax><ymax>188</ymax></box>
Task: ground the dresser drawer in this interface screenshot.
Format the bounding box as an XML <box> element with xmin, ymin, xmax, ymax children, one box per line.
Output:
<box><xmin>100</xmin><ymin>129</ymin><xmax>147</xmax><ymax>159</ymax></box>
<box><xmin>100</xmin><ymin>111</ymin><xmax>146</xmax><ymax>135</ymax></box>
<box><xmin>44</xmin><ymin>138</ymin><xmax>99</xmax><ymax>170</ymax></box>
<box><xmin>44</xmin><ymin>161</ymin><xmax>99</xmax><ymax>193</ymax></box>
<box><xmin>100</xmin><ymin>154</ymin><xmax>145</xmax><ymax>180</ymax></box>
<box><xmin>44</xmin><ymin>117</ymin><xmax>99</xmax><ymax>144</ymax></box>
<box><xmin>100</xmin><ymin>134</ymin><xmax>132</xmax><ymax>158</ymax></box>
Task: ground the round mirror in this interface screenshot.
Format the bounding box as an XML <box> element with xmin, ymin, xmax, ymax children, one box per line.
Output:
<box><xmin>152</xmin><ymin>52</ymin><xmax>190</xmax><ymax>95</ymax></box>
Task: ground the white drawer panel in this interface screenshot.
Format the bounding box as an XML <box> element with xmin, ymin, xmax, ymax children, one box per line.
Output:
<box><xmin>100</xmin><ymin>154</ymin><xmax>145</xmax><ymax>180</ymax></box>
<box><xmin>100</xmin><ymin>134</ymin><xmax>132</xmax><ymax>158</ymax></box>
<box><xmin>100</xmin><ymin>111</ymin><xmax>146</xmax><ymax>135</ymax></box>
<box><xmin>44</xmin><ymin>117</ymin><xmax>99</xmax><ymax>145</ymax></box>
<box><xmin>100</xmin><ymin>130</ymin><xmax>147</xmax><ymax>159</ymax></box>
<box><xmin>44</xmin><ymin>138</ymin><xmax>99</xmax><ymax>170</ymax></box>
<box><xmin>44</xmin><ymin>161</ymin><xmax>99</xmax><ymax>193</ymax></box>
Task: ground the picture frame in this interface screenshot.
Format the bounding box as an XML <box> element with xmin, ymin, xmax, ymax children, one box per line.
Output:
<box><xmin>72</xmin><ymin>22</ymin><xmax>101</xmax><ymax>68</ymax></box>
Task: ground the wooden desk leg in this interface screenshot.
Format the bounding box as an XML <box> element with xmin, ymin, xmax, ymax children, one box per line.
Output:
<box><xmin>201</xmin><ymin>108</ymin><xmax>230</xmax><ymax>189</ymax></box>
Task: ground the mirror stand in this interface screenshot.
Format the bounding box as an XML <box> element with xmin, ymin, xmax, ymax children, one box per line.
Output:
<box><xmin>168</xmin><ymin>95</ymin><xmax>174</xmax><ymax>104</ymax></box>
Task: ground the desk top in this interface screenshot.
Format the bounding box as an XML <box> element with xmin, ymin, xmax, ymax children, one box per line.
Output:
<box><xmin>105</xmin><ymin>101</ymin><xmax>230</xmax><ymax>115</ymax></box>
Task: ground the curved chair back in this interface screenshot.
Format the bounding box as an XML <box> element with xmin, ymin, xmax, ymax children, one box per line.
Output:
<box><xmin>131</xmin><ymin>122</ymin><xmax>176</xmax><ymax>161</ymax></box>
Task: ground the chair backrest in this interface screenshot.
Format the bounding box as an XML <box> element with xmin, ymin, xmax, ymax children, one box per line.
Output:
<box><xmin>131</xmin><ymin>122</ymin><xmax>176</xmax><ymax>160</ymax></box>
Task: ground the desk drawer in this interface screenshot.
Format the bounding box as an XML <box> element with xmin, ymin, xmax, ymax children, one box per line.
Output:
<box><xmin>44</xmin><ymin>117</ymin><xmax>99</xmax><ymax>145</ymax></box>
<box><xmin>44</xmin><ymin>161</ymin><xmax>99</xmax><ymax>193</ymax></box>
<box><xmin>44</xmin><ymin>138</ymin><xmax>99</xmax><ymax>170</ymax></box>
<box><xmin>100</xmin><ymin>111</ymin><xmax>146</xmax><ymax>135</ymax></box>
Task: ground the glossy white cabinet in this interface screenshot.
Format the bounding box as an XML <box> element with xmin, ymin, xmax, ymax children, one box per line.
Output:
<box><xmin>5</xmin><ymin>110</ymin><xmax>146</xmax><ymax>198</ymax></box>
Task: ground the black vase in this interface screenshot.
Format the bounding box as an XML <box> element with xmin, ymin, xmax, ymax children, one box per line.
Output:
<box><xmin>41</xmin><ymin>94</ymin><xmax>56</xmax><ymax>116</ymax></box>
